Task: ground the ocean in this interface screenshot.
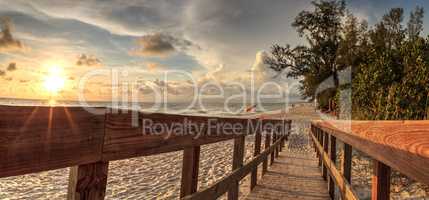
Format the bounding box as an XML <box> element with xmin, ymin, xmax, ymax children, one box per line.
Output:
<box><xmin>0</xmin><ymin>97</ymin><xmax>305</xmax><ymax>116</ymax></box>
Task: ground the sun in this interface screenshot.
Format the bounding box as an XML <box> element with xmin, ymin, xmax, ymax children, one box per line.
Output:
<box><xmin>43</xmin><ymin>65</ymin><xmax>65</xmax><ymax>94</ymax></box>
<box><xmin>44</xmin><ymin>76</ymin><xmax>65</xmax><ymax>93</ymax></box>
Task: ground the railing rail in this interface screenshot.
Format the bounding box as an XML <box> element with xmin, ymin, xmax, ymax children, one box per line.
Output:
<box><xmin>182</xmin><ymin>136</ymin><xmax>285</xmax><ymax>200</ymax></box>
<box><xmin>0</xmin><ymin>105</ymin><xmax>291</xmax><ymax>200</ymax></box>
<box><xmin>311</xmin><ymin>120</ymin><xmax>429</xmax><ymax>200</ymax></box>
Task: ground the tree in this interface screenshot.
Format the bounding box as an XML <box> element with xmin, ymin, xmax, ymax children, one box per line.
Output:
<box><xmin>352</xmin><ymin>7</ymin><xmax>429</xmax><ymax>120</ymax></box>
<box><xmin>337</xmin><ymin>13</ymin><xmax>368</xmax><ymax>75</ymax></box>
<box><xmin>265</xmin><ymin>2</ymin><xmax>429</xmax><ymax>120</ymax></box>
<box><xmin>265</xmin><ymin>0</ymin><xmax>347</xmax><ymax>108</ymax></box>
<box><xmin>407</xmin><ymin>7</ymin><xmax>424</xmax><ymax>40</ymax></box>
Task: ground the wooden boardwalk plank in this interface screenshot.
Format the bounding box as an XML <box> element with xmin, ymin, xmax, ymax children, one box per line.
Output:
<box><xmin>244</xmin><ymin>151</ymin><xmax>329</xmax><ymax>200</ymax></box>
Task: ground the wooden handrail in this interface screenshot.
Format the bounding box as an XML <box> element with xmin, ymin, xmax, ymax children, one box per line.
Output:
<box><xmin>311</xmin><ymin>120</ymin><xmax>429</xmax><ymax>200</ymax></box>
<box><xmin>310</xmin><ymin>131</ymin><xmax>358</xmax><ymax>200</ymax></box>
<box><xmin>182</xmin><ymin>136</ymin><xmax>285</xmax><ymax>200</ymax></box>
<box><xmin>0</xmin><ymin>105</ymin><xmax>291</xmax><ymax>200</ymax></box>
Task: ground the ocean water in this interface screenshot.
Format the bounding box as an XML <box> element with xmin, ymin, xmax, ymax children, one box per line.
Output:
<box><xmin>0</xmin><ymin>97</ymin><xmax>303</xmax><ymax>116</ymax></box>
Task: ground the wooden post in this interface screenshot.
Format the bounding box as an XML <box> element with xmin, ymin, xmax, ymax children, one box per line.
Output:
<box><xmin>275</xmin><ymin>132</ymin><xmax>280</xmax><ymax>158</ymax></box>
<box><xmin>312</xmin><ymin>126</ymin><xmax>318</xmax><ymax>155</ymax></box>
<box><xmin>328</xmin><ymin>135</ymin><xmax>337</xmax><ymax>199</ymax></box>
<box><xmin>180</xmin><ymin>146</ymin><xmax>201</xmax><ymax>198</ymax></box>
<box><xmin>67</xmin><ymin>162</ymin><xmax>109</xmax><ymax>200</ymax></box>
<box><xmin>317</xmin><ymin>129</ymin><xmax>322</xmax><ymax>167</ymax></box>
<box><xmin>342</xmin><ymin>143</ymin><xmax>352</xmax><ymax>183</ymax></box>
<box><xmin>250</xmin><ymin>130</ymin><xmax>262</xmax><ymax>190</ymax></box>
<box><xmin>371</xmin><ymin>160</ymin><xmax>391</xmax><ymax>200</ymax></box>
<box><xmin>280</xmin><ymin>123</ymin><xmax>285</xmax><ymax>152</ymax></box>
<box><xmin>270</xmin><ymin>133</ymin><xmax>276</xmax><ymax>165</ymax></box>
<box><xmin>311</xmin><ymin>126</ymin><xmax>316</xmax><ymax>153</ymax></box>
<box><xmin>322</xmin><ymin>131</ymin><xmax>328</xmax><ymax>180</ymax></box>
<box><xmin>228</xmin><ymin>135</ymin><xmax>245</xmax><ymax>200</ymax></box>
<box><xmin>262</xmin><ymin>132</ymin><xmax>271</xmax><ymax>174</ymax></box>
<box><xmin>272</xmin><ymin>133</ymin><xmax>277</xmax><ymax>157</ymax></box>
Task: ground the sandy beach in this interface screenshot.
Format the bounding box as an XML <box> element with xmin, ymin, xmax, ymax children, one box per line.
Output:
<box><xmin>0</xmin><ymin>103</ymin><xmax>427</xmax><ymax>200</ymax></box>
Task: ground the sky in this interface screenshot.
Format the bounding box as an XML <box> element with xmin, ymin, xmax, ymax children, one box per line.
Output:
<box><xmin>0</xmin><ymin>0</ymin><xmax>428</xmax><ymax>102</ymax></box>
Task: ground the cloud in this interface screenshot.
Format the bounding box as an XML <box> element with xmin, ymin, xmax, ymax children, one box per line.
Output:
<box><xmin>76</xmin><ymin>54</ymin><xmax>102</xmax><ymax>67</ymax></box>
<box><xmin>251</xmin><ymin>51</ymin><xmax>275</xmax><ymax>82</ymax></box>
<box><xmin>22</xmin><ymin>0</ymin><xmax>186</xmax><ymax>36</ymax></box>
<box><xmin>0</xmin><ymin>62</ymin><xmax>17</xmax><ymax>77</ymax></box>
<box><xmin>0</xmin><ymin>0</ymin><xmax>306</xmax><ymax>99</ymax></box>
<box><xmin>198</xmin><ymin>51</ymin><xmax>274</xmax><ymax>86</ymax></box>
<box><xmin>194</xmin><ymin>51</ymin><xmax>296</xmax><ymax>96</ymax></box>
<box><xmin>182</xmin><ymin>0</ymin><xmax>310</xmax><ymax>71</ymax></box>
<box><xmin>136</xmin><ymin>78</ymin><xmax>196</xmax><ymax>96</ymax></box>
<box><xmin>131</xmin><ymin>33</ymin><xmax>193</xmax><ymax>57</ymax></box>
<box><xmin>7</xmin><ymin>62</ymin><xmax>16</xmax><ymax>71</ymax></box>
<box><xmin>0</xmin><ymin>17</ymin><xmax>24</xmax><ymax>52</ymax></box>
<box><xmin>146</xmin><ymin>62</ymin><xmax>168</xmax><ymax>71</ymax></box>
<box><xmin>3</xmin><ymin>1</ymin><xmax>307</xmax><ymax>73</ymax></box>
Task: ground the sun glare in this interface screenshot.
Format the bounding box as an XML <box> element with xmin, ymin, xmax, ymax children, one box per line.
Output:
<box><xmin>43</xmin><ymin>65</ymin><xmax>65</xmax><ymax>94</ymax></box>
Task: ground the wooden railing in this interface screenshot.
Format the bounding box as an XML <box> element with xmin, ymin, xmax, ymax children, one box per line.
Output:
<box><xmin>0</xmin><ymin>105</ymin><xmax>291</xmax><ymax>200</ymax></box>
<box><xmin>311</xmin><ymin>120</ymin><xmax>429</xmax><ymax>200</ymax></box>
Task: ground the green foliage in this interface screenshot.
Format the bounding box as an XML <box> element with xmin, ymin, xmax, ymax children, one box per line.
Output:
<box><xmin>265</xmin><ymin>0</ymin><xmax>346</xmax><ymax>106</ymax></box>
<box><xmin>266</xmin><ymin>1</ymin><xmax>429</xmax><ymax>120</ymax></box>
<box><xmin>353</xmin><ymin>7</ymin><xmax>429</xmax><ymax>120</ymax></box>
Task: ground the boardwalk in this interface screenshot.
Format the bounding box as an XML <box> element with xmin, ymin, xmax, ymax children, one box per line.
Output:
<box><xmin>245</xmin><ymin>141</ymin><xmax>329</xmax><ymax>200</ymax></box>
<box><xmin>245</xmin><ymin>104</ymin><xmax>329</xmax><ymax>200</ymax></box>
